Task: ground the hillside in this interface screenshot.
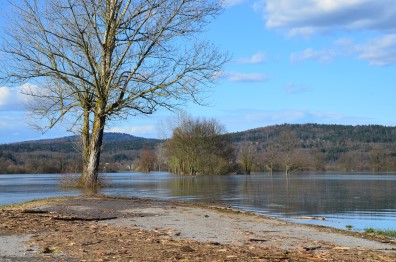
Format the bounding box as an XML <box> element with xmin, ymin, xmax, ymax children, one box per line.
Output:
<box><xmin>0</xmin><ymin>133</ymin><xmax>161</xmax><ymax>174</ymax></box>
<box><xmin>1</xmin><ymin>124</ymin><xmax>396</xmax><ymax>174</ymax></box>
<box><xmin>230</xmin><ymin>124</ymin><xmax>396</xmax><ymax>172</ymax></box>
<box><xmin>0</xmin><ymin>133</ymin><xmax>160</xmax><ymax>153</ymax></box>
<box><xmin>231</xmin><ymin>124</ymin><xmax>396</xmax><ymax>144</ymax></box>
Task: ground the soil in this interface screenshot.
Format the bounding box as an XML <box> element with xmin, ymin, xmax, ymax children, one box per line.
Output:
<box><xmin>1</xmin><ymin>195</ymin><xmax>395</xmax><ymax>261</ymax></box>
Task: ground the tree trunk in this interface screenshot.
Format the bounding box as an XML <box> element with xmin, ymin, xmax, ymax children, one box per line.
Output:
<box><xmin>81</xmin><ymin>110</ymin><xmax>106</xmax><ymax>189</ymax></box>
<box><xmin>81</xmin><ymin>109</ymin><xmax>90</xmax><ymax>179</ymax></box>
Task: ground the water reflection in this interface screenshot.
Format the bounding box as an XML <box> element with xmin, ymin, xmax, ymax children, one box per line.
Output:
<box><xmin>1</xmin><ymin>172</ymin><xmax>395</xmax><ymax>231</ymax></box>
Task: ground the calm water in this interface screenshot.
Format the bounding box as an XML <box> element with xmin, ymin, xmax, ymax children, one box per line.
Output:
<box><xmin>1</xmin><ymin>172</ymin><xmax>395</xmax><ymax>231</ymax></box>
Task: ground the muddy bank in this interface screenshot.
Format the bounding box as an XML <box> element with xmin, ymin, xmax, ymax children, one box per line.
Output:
<box><xmin>1</xmin><ymin>196</ymin><xmax>395</xmax><ymax>261</ymax></box>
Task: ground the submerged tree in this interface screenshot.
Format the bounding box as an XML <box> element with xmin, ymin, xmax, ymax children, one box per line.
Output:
<box><xmin>278</xmin><ymin>129</ymin><xmax>299</xmax><ymax>175</ymax></box>
<box><xmin>238</xmin><ymin>142</ymin><xmax>256</xmax><ymax>175</ymax></box>
<box><xmin>167</xmin><ymin>115</ymin><xmax>235</xmax><ymax>175</ymax></box>
<box><xmin>1</xmin><ymin>0</ymin><xmax>227</xmax><ymax>188</ymax></box>
<box><xmin>137</xmin><ymin>149</ymin><xmax>157</xmax><ymax>173</ymax></box>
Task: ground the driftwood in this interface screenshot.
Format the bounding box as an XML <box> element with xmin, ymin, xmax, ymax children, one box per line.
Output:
<box><xmin>21</xmin><ymin>209</ymin><xmax>49</xmax><ymax>214</ymax></box>
<box><xmin>52</xmin><ymin>216</ymin><xmax>118</xmax><ymax>221</ymax></box>
<box><xmin>21</xmin><ymin>209</ymin><xmax>118</xmax><ymax>221</ymax></box>
<box><xmin>295</xmin><ymin>216</ymin><xmax>325</xmax><ymax>221</ymax></box>
<box><xmin>249</xmin><ymin>238</ymin><xmax>268</xmax><ymax>242</ymax></box>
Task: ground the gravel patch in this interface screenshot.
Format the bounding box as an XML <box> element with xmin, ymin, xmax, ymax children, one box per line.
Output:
<box><xmin>0</xmin><ymin>235</ymin><xmax>39</xmax><ymax>261</ymax></box>
<box><xmin>108</xmin><ymin>205</ymin><xmax>396</xmax><ymax>251</ymax></box>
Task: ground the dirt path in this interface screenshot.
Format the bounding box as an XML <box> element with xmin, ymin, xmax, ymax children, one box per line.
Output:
<box><xmin>1</xmin><ymin>196</ymin><xmax>396</xmax><ymax>261</ymax></box>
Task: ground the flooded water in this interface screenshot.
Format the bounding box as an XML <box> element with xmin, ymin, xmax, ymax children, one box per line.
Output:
<box><xmin>1</xmin><ymin>172</ymin><xmax>395</xmax><ymax>232</ymax></box>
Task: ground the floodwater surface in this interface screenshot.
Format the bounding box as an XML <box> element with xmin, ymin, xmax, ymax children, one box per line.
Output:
<box><xmin>1</xmin><ymin>172</ymin><xmax>395</xmax><ymax>231</ymax></box>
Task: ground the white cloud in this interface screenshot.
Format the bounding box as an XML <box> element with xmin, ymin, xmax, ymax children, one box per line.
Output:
<box><xmin>225</xmin><ymin>72</ymin><xmax>268</xmax><ymax>82</ymax></box>
<box><xmin>258</xmin><ymin>0</ymin><xmax>396</xmax><ymax>36</ymax></box>
<box><xmin>224</xmin><ymin>108</ymin><xmax>374</xmax><ymax>132</ymax></box>
<box><xmin>356</xmin><ymin>34</ymin><xmax>396</xmax><ymax>66</ymax></box>
<box><xmin>223</xmin><ymin>0</ymin><xmax>246</xmax><ymax>7</ymax></box>
<box><xmin>0</xmin><ymin>87</ymin><xmax>11</xmax><ymax>106</ymax></box>
<box><xmin>107</xmin><ymin>125</ymin><xmax>156</xmax><ymax>137</ymax></box>
<box><xmin>0</xmin><ymin>84</ymin><xmax>34</xmax><ymax>111</ymax></box>
<box><xmin>290</xmin><ymin>48</ymin><xmax>337</xmax><ymax>63</ymax></box>
<box><xmin>236</xmin><ymin>52</ymin><xmax>266</xmax><ymax>64</ymax></box>
<box><xmin>290</xmin><ymin>34</ymin><xmax>396</xmax><ymax>66</ymax></box>
<box><xmin>283</xmin><ymin>82</ymin><xmax>310</xmax><ymax>94</ymax></box>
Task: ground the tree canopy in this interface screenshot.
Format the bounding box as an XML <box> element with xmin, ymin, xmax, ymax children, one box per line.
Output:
<box><xmin>167</xmin><ymin>115</ymin><xmax>235</xmax><ymax>175</ymax></box>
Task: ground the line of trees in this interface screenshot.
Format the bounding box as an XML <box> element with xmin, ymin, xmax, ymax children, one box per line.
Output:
<box><xmin>2</xmin><ymin>123</ymin><xmax>396</xmax><ymax>175</ymax></box>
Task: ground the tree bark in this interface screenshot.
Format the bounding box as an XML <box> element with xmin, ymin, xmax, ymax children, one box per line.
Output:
<box><xmin>81</xmin><ymin>107</ymin><xmax>106</xmax><ymax>189</ymax></box>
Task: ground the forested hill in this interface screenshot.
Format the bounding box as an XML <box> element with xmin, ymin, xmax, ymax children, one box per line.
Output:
<box><xmin>2</xmin><ymin>124</ymin><xmax>396</xmax><ymax>174</ymax></box>
<box><xmin>230</xmin><ymin>124</ymin><xmax>396</xmax><ymax>172</ymax></box>
<box><xmin>0</xmin><ymin>132</ymin><xmax>161</xmax><ymax>174</ymax></box>
<box><xmin>0</xmin><ymin>132</ymin><xmax>160</xmax><ymax>153</ymax></box>
<box><xmin>230</xmin><ymin>124</ymin><xmax>396</xmax><ymax>144</ymax></box>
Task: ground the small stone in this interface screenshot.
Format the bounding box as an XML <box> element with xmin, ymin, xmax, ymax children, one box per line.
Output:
<box><xmin>180</xmin><ymin>245</ymin><xmax>195</xmax><ymax>252</ymax></box>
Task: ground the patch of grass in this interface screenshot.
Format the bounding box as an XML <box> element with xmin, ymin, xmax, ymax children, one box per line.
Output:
<box><xmin>0</xmin><ymin>197</ymin><xmax>67</xmax><ymax>210</ymax></box>
<box><xmin>364</xmin><ymin>228</ymin><xmax>396</xmax><ymax>238</ymax></box>
<box><xmin>59</xmin><ymin>173</ymin><xmax>110</xmax><ymax>191</ymax></box>
<box><xmin>345</xmin><ymin>225</ymin><xmax>353</xmax><ymax>230</ymax></box>
<box><xmin>0</xmin><ymin>198</ymin><xmax>46</xmax><ymax>209</ymax></box>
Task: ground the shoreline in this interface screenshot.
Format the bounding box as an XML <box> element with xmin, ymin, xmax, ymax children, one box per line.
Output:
<box><xmin>3</xmin><ymin>193</ymin><xmax>395</xmax><ymax>234</ymax></box>
<box><xmin>1</xmin><ymin>195</ymin><xmax>396</xmax><ymax>261</ymax></box>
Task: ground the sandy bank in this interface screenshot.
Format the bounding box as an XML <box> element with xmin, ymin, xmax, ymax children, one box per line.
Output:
<box><xmin>1</xmin><ymin>196</ymin><xmax>395</xmax><ymax>261</ymax></box>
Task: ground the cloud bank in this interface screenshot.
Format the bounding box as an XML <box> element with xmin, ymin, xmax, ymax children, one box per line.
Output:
<box><xmin>290</xmin><ymin>34</ymin><xmax>396</xmax><ymax>66</ymax></box>
<box><xmin>224</xmin><ymin>108</ymin><xmax>375</xmax><ymax>132</ymax></box>
<box><xmin>260</xmin><ymin>0</ymin><xmax>396</xmax><ymax>35</ymax></box>
<box><xmin>107</xmin><ymin>125</ymin><xmax>156</xmax><ymax>138</ymax></box>
<box><xmin>255</xmin><ymin>0</ymin><xmax>396</xmax><ymax>66</ymax></box>
<box><xmin>225</xmin><ymin>72</ymin><xmax>268</xmax><ymax>82</ymax></box>
<box><xmin>236</xmin><ymin>52</ymin><xmax>266</xmax><ymax>64</ymax></box>
<box><xmin>0</xmin><ymin>84</ymin><xmax>34</xmax><ymax>111</ymax></box>
<box><xmin>223</xmin><ymin>0</ymin><xmax>246</xmax><ymax>7</ymax></box>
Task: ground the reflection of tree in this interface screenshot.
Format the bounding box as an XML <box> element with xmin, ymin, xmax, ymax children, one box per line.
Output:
<box><xmin>168</xmin><ymin>176</ymin><xmax>227</xmax><ymax>202</ymax></box>
<box><xmin>167</xmin><ymin>173</ymin><xmax>396</xmax><ymax>219</ymax></box>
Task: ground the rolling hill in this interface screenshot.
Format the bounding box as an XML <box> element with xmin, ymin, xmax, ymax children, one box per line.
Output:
<box><xmin>1</xmin><ymin>124</ymin><xmax>396</xmax><ymax>174</ymax></box>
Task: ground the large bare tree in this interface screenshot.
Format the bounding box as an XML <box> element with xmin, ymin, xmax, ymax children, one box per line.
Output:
<box><xmin>1</xmin><ymin>0</ymin><xmax>227</xmax><ymax>188</ymax></box>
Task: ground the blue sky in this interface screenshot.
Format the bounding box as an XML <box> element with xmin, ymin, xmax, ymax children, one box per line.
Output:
<box><xmin>1</xmin><ymin>0</ymin><xmax>396</xmax><ymax>143</ymax></box>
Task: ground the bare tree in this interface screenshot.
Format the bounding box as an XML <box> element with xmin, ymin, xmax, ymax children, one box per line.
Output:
<box><xmin>155</xmin><ymin>142</ymin><xmax>168</xmax><ymax>171</ymax></box>
<box><xmin>261</xmin><ymin>142</ymin><xmax>279</xmax><ymax>175</ymax></box>
<box><xmin>137</xmin><ymin>149</ymin><xmax>157</xmax><ymax>173</ymax></box>
<box><xmin>238</xmin><ymin>142</ymin><xmax>255</xmax><ymax>175</ymax></box>
<box><xmin>278</xmin><ymin>129</ymin><xmax>299</xmax><ymax>175</ymax></box>
<box><xmin>370</xmin><ymin>145</ymin><xmax>386</xmax><ymax>173</ymax></box>
<box><xmin>167</xmin><ymin>115</ymin><xmax>235</xmax><ymax>175</ymax></box>
<box><xmin>1</xmin><ymin>0</ymin><xmax>227</xmax><ymax>188</ymax></box>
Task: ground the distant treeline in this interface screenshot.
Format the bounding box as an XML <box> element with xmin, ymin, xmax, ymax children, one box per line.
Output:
<box><xmin>0</xmin><ymin>133</ymin><xmax>159</xmax><ymax>174</ymax></box>
<box><xmin>231</xmin><ymin>124</ymin><xmax>396</xmax><ymax>173</ymax></box>
<box><xmin>1</xmin><ymin>124</ymin><xmax>396</xmax><ymax>174</ymax></box>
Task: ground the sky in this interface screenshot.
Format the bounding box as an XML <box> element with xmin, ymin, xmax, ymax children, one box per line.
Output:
<box><xmin>1</xmin><ymin>0</ymin><xmax>396</xmax><ymax>143</ymax></box>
